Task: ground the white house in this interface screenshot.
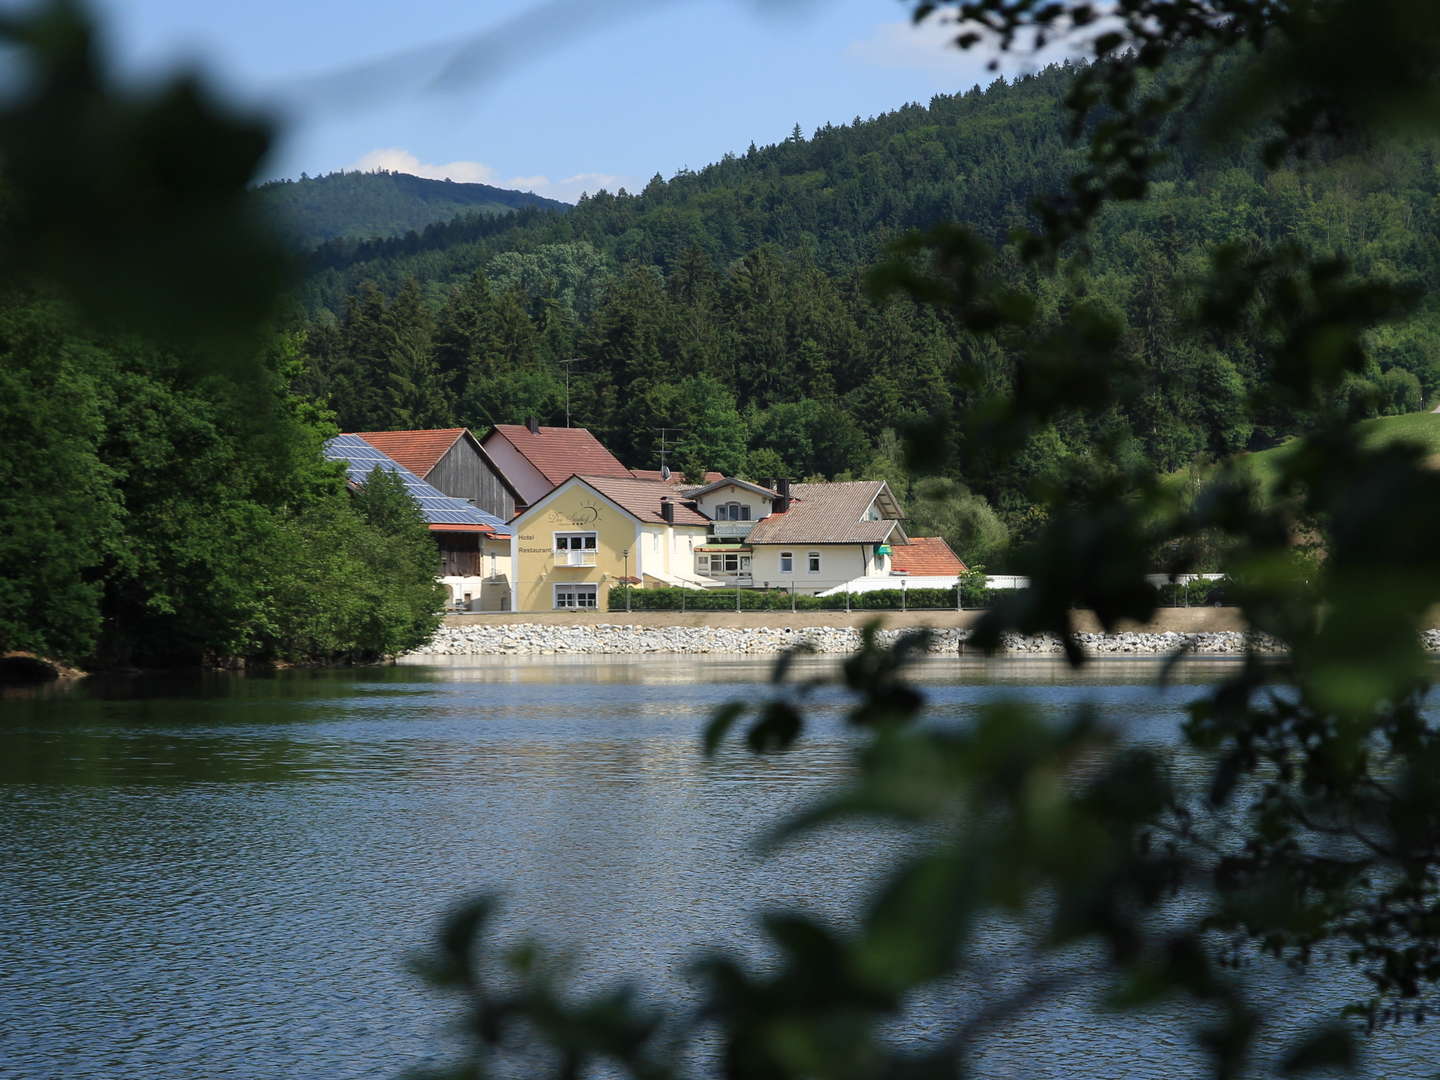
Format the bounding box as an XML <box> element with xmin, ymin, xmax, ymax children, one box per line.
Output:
<box><xmin>684</xmin><ymin>477</ymin><xmax>910</xmax><ymax>596</ymax></box>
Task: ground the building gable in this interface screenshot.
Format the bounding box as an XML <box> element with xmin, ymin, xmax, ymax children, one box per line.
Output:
<box><xmin>427</xmin><ymin>431</ymin><xmax>521</xmax><ymax>519</ymax></box>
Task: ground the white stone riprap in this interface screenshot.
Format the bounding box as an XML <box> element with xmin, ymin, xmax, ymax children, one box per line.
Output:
<box><xmin>400</xmin><ymin>624</ymin><xmax>1344</xmax><ymax>659</ymax></box>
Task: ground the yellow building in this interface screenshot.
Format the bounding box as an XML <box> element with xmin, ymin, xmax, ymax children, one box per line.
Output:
<box><xmin>509</xmin><ymin>475</ymin><xmax>712</xmax><ymax>612</ymax></box>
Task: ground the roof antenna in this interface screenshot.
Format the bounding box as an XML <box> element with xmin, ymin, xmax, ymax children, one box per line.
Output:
<box><xmin>653</xmin><ymin>426</ymin><xmax>684</xmax><ymax>477</ymax></box>
<box><xmin>559</xmin><ymin>357</ymin><xmax>583</xmax><ymax>427</ymax></box>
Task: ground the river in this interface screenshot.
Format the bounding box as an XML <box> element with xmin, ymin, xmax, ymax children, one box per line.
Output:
<box><xmin>0</xmin><ymin>656</ymin><xmax>1433</xmax><ymax>1079</ymax></box>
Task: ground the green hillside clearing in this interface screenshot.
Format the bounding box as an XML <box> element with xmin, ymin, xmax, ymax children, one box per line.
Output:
<box><xmin>1234</xmin><ymin>412</ymin><xmax>1440</xmax><ymax>493</ymax></box>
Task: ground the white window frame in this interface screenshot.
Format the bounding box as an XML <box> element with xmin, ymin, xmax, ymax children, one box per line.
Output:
<box><xmin>807</xmin><ymin>551</ymin><xmax>821</xmax><ymax>574</ymax></box>
<box><xmin>553</xmin><ymin>583</ymin><xmax>598</xmax><ymax>609</ymax></box>
<box><xmin>553</xmin><ymin>531</ymin><xmax>598</xmax><ymax>566</ymax></box>
<box><xmin>779</xmin><ymin>551</ymin><xmax>793</xmax><ymax>574</ymax></box>
<box><xmin>697</xmin><ymin>554</ymin><xmax>711</xmax><ymax>572</ymax></box>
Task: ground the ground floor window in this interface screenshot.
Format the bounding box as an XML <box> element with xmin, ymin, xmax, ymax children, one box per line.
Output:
<box><xmin>698</xmin><ymin>551</ymin><xmax>751</xmax><ymax>574</ymax></box>
<box><xmin>554</xmin><ymin>583</ymin><xmax>598</xmax><ymax>609</ymax></box>
<box><xmin>808</xmin><ymin>551</ymin><xmax>821</xmax><ymax>573</ymax></box>
<box><xmin>779</xmin><ymin>551</ymin><xmax>793</xmax><ymax>573</ymax></box>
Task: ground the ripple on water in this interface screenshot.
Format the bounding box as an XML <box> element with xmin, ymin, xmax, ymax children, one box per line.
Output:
<box><xmin>0</xmin><ymin>657</ymin><xmax>1435</xmax><ymax>1079</ymax></box>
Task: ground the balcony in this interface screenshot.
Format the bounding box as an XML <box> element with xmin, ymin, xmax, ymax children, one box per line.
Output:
<box><xmin>711</xmin><ymin>521</ymin><xmax>754</xmax><ymax>540</ymax></box>
<box><xmin>554</xmin><ymin>549</ymin><xmax>597</xmax><ymax>567</ymax></box>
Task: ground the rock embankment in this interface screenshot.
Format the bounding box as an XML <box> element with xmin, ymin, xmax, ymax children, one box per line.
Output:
<box><xmin>0</xmin><ymin>651</ymin><xmax>85</xmax><ymax>682</ymax></box>
<box><xmin>405</xmin><ymin>624</ymin><xmax>1304</xmax><ymax>658</ymax></box>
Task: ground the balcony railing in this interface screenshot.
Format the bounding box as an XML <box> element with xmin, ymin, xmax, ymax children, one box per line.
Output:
<box><xmin>555</xmin><ymin>550</ymin><xmax>597</xmax><ymax>567</ymax></box>
<box><xmin>710</xmin><ymin>521</ymin><xmax>754</xmax><ymax>539</ymax></box>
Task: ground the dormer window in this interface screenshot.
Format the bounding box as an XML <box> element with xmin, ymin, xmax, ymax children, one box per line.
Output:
<box><xmin>715</xmin><ymin>501</ymin><xmax>750</xmax><ymax>521</ymax></box>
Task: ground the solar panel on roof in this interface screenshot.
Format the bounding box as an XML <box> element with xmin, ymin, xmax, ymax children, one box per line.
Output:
<box><xmin>323</xmin><ymin>436</ymin><xmax>513</xmax><ymax>534</ymax></box>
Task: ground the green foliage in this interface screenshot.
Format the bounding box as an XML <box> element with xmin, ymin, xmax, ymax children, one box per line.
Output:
<box><xmin>261</xmin><ymin>479</ymin><xmax>444</xmax><ymax>663</ymax></box>
<box><xmin>903</xmin><ymin>476</ymin><xmax>1010</xmax><ymax>568</ymax></box>
<box><xmin>0</xmin><ymin>6</ymin><xmax>443</xmax><ymax>667</ymax></box>
<box><xmin>294</xmin><ymin>54</ymin><xmax>1440</xmax><ymax>521</ymax></box>
<box><xmin>606</xmin><ymin>583</ymin><xmax>992</xmax><ymax>611</ymax></box>
<box><xmin>609</xmin><ymin>586</ymin><xmax>821</xmax><ymax>612</ymax></box>
<box><xmin>13</xmin><ymin>0</ymin><xmax>1440</xmax><ymax>1073</ymax></box>
<box><xmin>0</xmin><ymin>302</ymin><xmax>445</xmax><ymax>666</ymax></box>
<box><xmin>668</xmin><ymin>375</ymin><xmax>748</xmax><ymax>481</ymax></box>
<box><xmin>412</xmin><ymin>3</ymin><xmax>1440</xmax><ymax>1076</ymax></box>
<box><xmin>0</xmin><ymin>299</ymin><xmax>118</xmax><ymax>660</ymax></box>
<box><xmin>0</xmin><ymin>1</ymin><xmax>290</xmax><ymax>365</ymax></box>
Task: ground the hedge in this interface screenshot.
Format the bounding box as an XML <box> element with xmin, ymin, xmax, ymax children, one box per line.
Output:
<box><xmin>606</xmin><ymin>580</ymin><xmax>1230</xmax><ymax>612</ymax></box>
<box><xmin>607</xmin><ymin>585</ymin><xmax>994</xmax><ymax>611</ymax></box>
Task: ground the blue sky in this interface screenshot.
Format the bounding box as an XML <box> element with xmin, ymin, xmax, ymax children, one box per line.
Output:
<box><xmin>86</xmin><ymin>0</ymin><xmax>1028</xmax><ymax>201</ymax></box>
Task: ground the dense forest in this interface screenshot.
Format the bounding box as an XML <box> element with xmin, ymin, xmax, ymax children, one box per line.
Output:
<box><xmin>0</xmin><ymin>302</ymin><xmax>447</xmax><ymax>667</ymax></box>
<box><xmin>289</xmin><ymin>59</ymin><xmax>1440</xmax><ymax>564</ymax></box>
<box><xmin>256</xmin><ymin>169</ymin><xmax>570</xmax><ymax>248</ymax></box>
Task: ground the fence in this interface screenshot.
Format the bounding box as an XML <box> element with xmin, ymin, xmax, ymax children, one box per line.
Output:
<box><xmin>607</xmin><ymin>584</ymin><xmax>996</xmax><ymax>613</ymax></box>
<box><xmin>605</xmin><ymin>578</ymin><xmax>1230</xmax><ymax>614</ymax></box>
<box><xmin>446</xmin><ymin>577</ymin><xmax>1233</xmax><ymax>616</ymax></box>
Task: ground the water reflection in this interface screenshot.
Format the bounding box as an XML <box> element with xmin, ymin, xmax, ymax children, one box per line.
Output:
<box><xmin>0</xmin><ymin>656</ymin><xmax>1432</xmax><ymax>1079</ymax></box>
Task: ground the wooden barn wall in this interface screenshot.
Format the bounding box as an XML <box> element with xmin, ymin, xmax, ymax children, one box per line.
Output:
<box><xmin>429</xmin><ymin>440</ymin><xmax>515</xmax><ymax>519</ymax></box>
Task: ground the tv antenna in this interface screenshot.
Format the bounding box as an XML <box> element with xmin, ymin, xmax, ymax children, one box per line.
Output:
<box><xmin>653</xmin><ymin>427</ymin><xmax>684</xmax><ymax>473</ymax></box>
<box><xmin>559</xmin><ymin>357</ymin><xmax>584</xmax><ymax>428</ymax></box>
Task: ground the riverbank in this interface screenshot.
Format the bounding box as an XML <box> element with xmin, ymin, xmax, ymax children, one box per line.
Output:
<box><xmin>408</xmin><ymin>622</ymin><xmax>1288</xmax><ymax>658</ymax></box>
<box><xmin>440</xmin><ymin>607</ymin><xmax>1248</xmax><ymax>632</ymax></box>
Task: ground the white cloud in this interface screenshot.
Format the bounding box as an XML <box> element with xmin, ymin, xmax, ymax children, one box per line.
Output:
<box><xmin>847</xmin><ymin>19</ymin><xmax>985</xmax><ymax>81</ymax></box>
<box><xmin>847</xmin><ymin>18</ymin><xmax>1094</xmax><ymax>87</ymax></box>
<box><xmin>350</xmin><ymin>147</ymin><xmax>502</xmax><ymax>184</ymax></box>
<box><xmin>346</xmin><ymin>148</ymin><xmax>636</xmax><ymax>204</ymax></box>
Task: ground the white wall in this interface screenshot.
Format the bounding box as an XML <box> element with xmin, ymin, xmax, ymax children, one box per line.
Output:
<box><xmin>639</xmin><ymin>523</ymin><xmax>708</xmax><ymax>580</ymax></box>
<box><xmin>693</xmin><ymin>484</ymin><xmax>774</xmax><ymax>523</ymax></box>
<box><xmin>443</xmin><ymin>536</ymin><xmax>514</xmax><ymax>611</ymax></box>
<box><xmin>750</xmin><ymin>544</ymin><xmax>870</xmax><ymax>594</ymax></box>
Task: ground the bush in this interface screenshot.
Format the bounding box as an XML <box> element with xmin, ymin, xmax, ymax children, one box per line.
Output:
<box><xmin>608</xmin><ymin>586</ymin><xmax>822</xmax><ymax>611</ymax></box>
<box><xmin>608</xmin><ymin>583</ymin><xmax>995</xmax><ymax>612</ymax></box>
<box><xmin>1154</xmin><ymin>577</ymin><xmax>1233</xmax><ymax>607</ymax></box>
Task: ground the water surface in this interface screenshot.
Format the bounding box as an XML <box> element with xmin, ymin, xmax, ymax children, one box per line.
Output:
<box><xmin>1</xmin><ymin>656</ymin><xmax>1431</xmax><ymax>1079</ymax></box>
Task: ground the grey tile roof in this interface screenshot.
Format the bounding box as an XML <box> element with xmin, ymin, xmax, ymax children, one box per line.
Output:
<box><xmin>746</xmin><ymin>481</ymin><xmax>902</xmax><ymax>544</ymax></box>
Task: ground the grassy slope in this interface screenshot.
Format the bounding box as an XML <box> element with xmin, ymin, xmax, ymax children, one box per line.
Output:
<box><xmin>1233</xmin><ymin>412</ymin><xmax>1440</xmax><ymax>493</ymax></box>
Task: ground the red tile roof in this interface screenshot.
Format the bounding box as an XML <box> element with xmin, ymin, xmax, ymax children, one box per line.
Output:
<box><xmin>426</xmin><ymin>523</ymin><xmax>496</xmax><ymax>534</ymax></box>
<box><xmin>490</xmin><ymin>425</ymin><xmax>632</xmax><ymax>485</ymax></box>
<box><xmin>579</xmin><ymin>475</ymin><xmax>711</xmax><ymax>526</ymax></box>
<box><xmin>891</xmin><ymin>536</ymin><xmax>968</xmax><ymax>576</ymax></box>
<box><xmin>357</xmin><ymin>428</ymin><xmax>467</xmax><ymax>478</ymax></box>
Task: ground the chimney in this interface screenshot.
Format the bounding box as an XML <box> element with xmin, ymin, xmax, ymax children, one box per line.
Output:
<box><xmin>526</xmin><ymin>416</ymin><xmax>540</xmax><ymax>435</ymax></box>
<box><xmin>661</xmin><ymin>499</ymin><xmax>675</xmax><ymax>524</ymax></box>
<box><xmin>772</xmin><ymin>478</ymin><xmax>791</xmax><ymax>515</ymax></box>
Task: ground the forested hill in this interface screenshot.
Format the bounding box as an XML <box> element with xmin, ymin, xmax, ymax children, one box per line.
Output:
<box><xmin>299</xmin><ymin>67</ymin><xmax>1094</xmax><ymax>307</ymax></box>
<box><xmin>295</xmin><ymin>59</ymin><xmax>1440</xmax><ymax>564</ymax></box>
<box><xmin>257</xmin><ymin>170</ymin><xmax>570</xmax><ymax>248</ymax></box>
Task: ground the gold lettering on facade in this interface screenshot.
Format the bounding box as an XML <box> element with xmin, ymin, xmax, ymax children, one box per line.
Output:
<box><xmin>544</xmin><ymin>501</ymin><xmax>603</xmax><ymax>527</ymax></box>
